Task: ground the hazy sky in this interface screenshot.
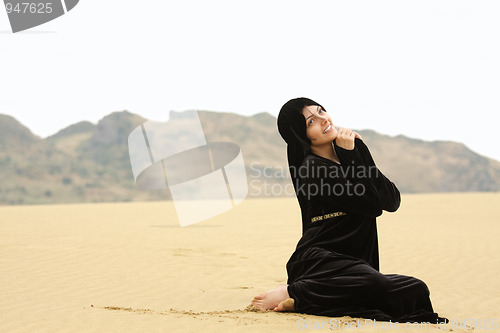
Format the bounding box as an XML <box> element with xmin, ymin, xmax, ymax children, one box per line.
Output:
<box><xmin>1</xmin><ymin>1</ymin><xmax>499</xmax><ymax>161</ymax></box>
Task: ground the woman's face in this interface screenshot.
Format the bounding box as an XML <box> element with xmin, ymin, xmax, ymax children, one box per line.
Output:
<box><xmin>302</xmin><ymin>105</ymin><xmax>338</xmax><ymax>146</ymax></box>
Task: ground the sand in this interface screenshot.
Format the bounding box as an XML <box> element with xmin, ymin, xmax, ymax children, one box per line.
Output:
<box><xmin>1</xmin><ymin>193</ymin><xmax>499</xmax><ymax>332</ymax></box>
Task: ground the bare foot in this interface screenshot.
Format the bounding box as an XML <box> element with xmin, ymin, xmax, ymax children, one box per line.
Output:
<box><xmin>251</xmin><ymin>284</ymin><xmax>289</xmax><ymax>310</ymax></box>
<box><xmin>274</xmin><ymin>298</ymin><xmax>295</xmax><ymax>312</ymax></box>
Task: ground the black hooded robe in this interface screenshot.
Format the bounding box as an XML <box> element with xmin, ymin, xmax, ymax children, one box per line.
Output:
<box><xmin>286</xmin><ymin>138</ymin><xmax>445</xmax><ymax>323</ymax></box>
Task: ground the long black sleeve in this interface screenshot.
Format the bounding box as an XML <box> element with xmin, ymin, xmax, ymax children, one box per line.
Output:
<box><xmin>299</xmin><ymin>138</ymin><xmax>400</xmax><ymax>219</ymax></box>
<box><xmin>301</xmin><ymin>150</ymin><xmax>382</xmax><ymax>218</ymax></box>
<box><xmin>340</xmin><ymin>138</ymin><xmax>400</xmax><ymax>212</ymax></box>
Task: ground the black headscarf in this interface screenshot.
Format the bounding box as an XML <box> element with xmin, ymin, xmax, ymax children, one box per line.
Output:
<box><xmin>277</xmin><ymin>97</ymin><xmax>325</xmax><ymax>227</ymax></box>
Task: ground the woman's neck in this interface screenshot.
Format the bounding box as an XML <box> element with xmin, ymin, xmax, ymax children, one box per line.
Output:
<box><xmin>311</xmin><ymin>142</ymin><xmax>340</xmax><ymax>164</ymax></box>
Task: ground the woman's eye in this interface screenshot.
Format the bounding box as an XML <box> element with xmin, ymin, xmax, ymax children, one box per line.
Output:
<box><xmin>308</xmin><ymin>119</ymin><xmax>314</xmax><ymax>125</ymax></box>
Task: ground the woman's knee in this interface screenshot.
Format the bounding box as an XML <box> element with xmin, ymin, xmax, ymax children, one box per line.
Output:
<box><xmin>412</xmin><ymin>278</ymin><xmax>430</xmax><ymax>296</ymax></box>
<box><xmin>357</xmin><ymin>272</ymin><xmax>392</xmax><ymax>294</ymax></box>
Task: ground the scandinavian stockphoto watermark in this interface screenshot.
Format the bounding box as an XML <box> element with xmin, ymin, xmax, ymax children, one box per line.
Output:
<box><xmin>249</xmin><ymin>161</ymin><xmax>380</xmax><ymax>199</ymax></box>
<box><xmin>127</xmin><ymin>112</ymin><xmax>380</xmax><ymax>226</ymax></box>
<box><xmin>4</xmin><ymin>0</ymin><xmax>79</xmax><ymax>33</ymax></box>
<box><xmin>298</xmin><ymin>318</ymin><xmax>438</xmax><ymax>330</ymax></box>
<box><xmin>298</xmin><ymin>318</ymin><xmax>499</xmax><ymax>330</ymax></box>
<box><xmin>127</xmin><ymin>111</ymin><xmax>248</xmax><ymax>227</ymax></box>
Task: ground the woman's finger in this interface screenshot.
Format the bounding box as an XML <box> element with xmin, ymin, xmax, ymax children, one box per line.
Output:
<box><xmin>339</xmin><ymin>128</ymin><xmax>352</xmax><ymax>136</ymax></box>
<box><xmin>335</xmin><ymin>128</ymin><xmax>355</xmax><ymax>150</ymax></box>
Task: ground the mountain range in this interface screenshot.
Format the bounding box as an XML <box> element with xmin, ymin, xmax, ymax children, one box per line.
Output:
<box><xmin>0</xmin><ymin>110</ymin><xmax>499</xmax><ymax>205</ymax></box>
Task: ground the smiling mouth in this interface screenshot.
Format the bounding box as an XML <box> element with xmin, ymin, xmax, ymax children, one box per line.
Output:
<box><xmin>323</xmin><ymin>124</ymin><xmax>333</xmax><ymax>134</ymax></box>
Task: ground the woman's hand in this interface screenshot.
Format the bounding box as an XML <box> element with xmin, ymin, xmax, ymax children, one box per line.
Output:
<box><xmin>335</xmin><ymin>128</ymin><xmax>361</xmax><ymax>150</ymax></box>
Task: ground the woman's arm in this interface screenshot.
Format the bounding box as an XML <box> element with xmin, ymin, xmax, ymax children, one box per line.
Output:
<box><xmin>335</xmin><ymin>137</ymin><xmax>401</xmax><ymax>212</ymax></box>
<box><xmin>303</xmin><ymin>154</ymin><xmax>384</xmax><ymax>218</ymax></box>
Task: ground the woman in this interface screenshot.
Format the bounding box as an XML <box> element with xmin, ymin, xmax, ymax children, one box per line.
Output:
<box><xmin>251</xmin><ymin>97</ymin><xmax>447</xmax><ymax>323</ymax></box>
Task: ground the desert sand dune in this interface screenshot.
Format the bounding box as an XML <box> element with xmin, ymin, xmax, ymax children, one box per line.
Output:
<box><xmin>1</xmin><ymin>193</ymin><xmax>498</xmax><ymax>332</ymax></box>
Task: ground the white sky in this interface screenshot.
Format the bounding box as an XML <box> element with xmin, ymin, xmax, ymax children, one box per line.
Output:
<box><xmin>1</xmin><ymin>1</ymin><xmax>499</xmax><ymax>161</ymax></box>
